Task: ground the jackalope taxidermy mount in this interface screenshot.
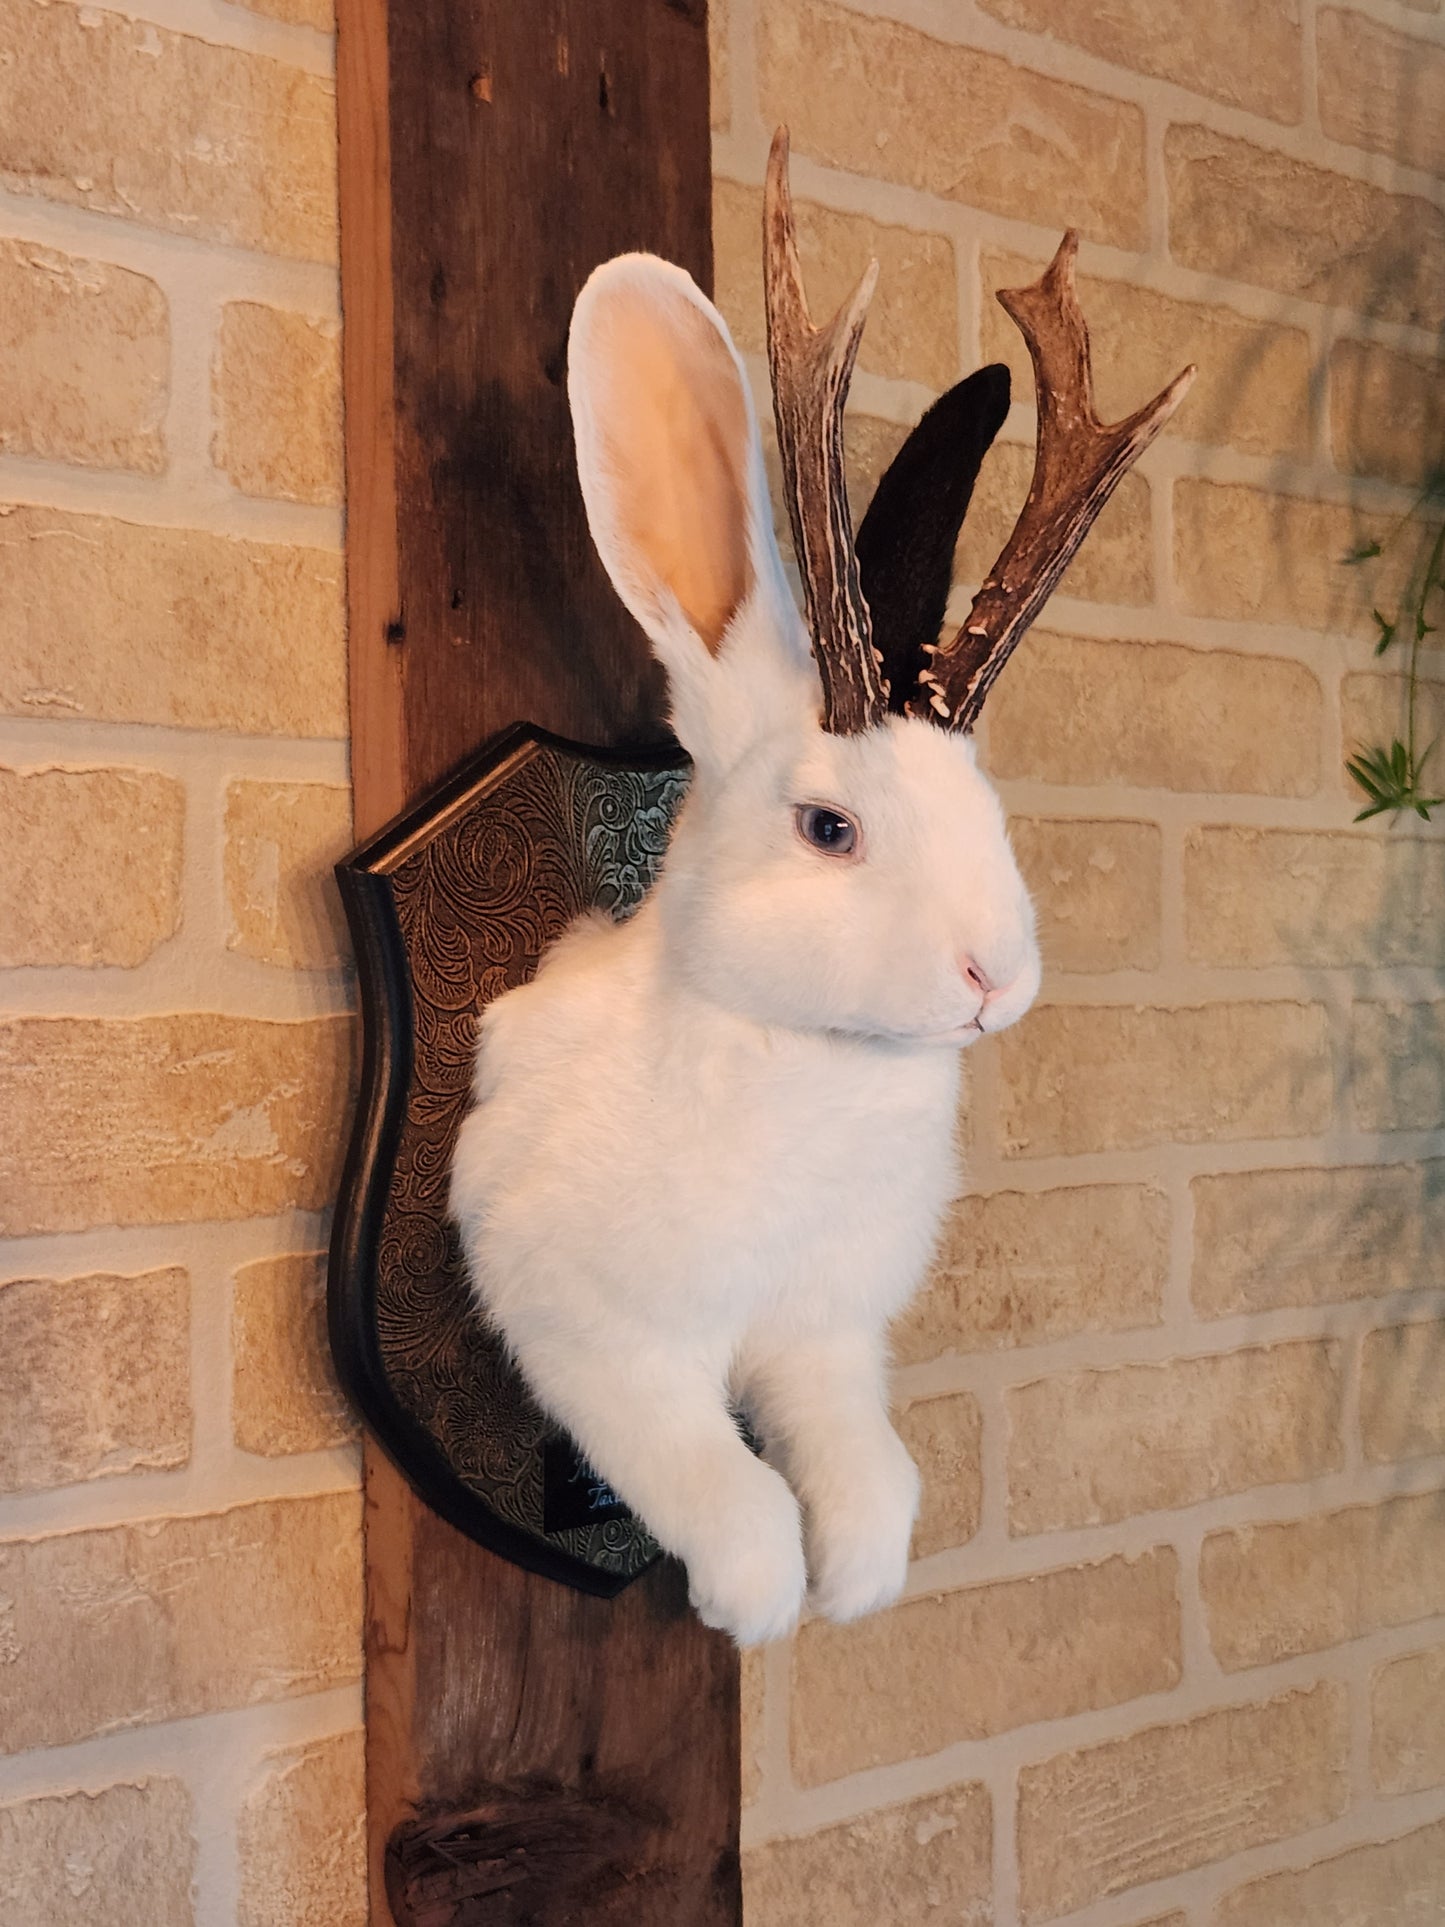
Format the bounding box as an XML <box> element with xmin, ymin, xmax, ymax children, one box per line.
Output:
<box><xmin>451</xmin><ymin>129</ymin><xmax>1194</xmax><ymax>1645</ymax></box>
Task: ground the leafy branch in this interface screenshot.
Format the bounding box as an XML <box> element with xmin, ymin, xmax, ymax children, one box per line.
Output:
<box><xmin>1343</xmin><ymin>466</ymin><xmax>1445</xmax><ymax>822</ymax></box>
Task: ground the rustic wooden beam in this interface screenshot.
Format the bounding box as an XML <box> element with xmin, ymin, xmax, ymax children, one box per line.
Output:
<box><xmin>335</xmin><ymin>4</ymin><xmax>739</xmax><ymax>1921</ymax></box>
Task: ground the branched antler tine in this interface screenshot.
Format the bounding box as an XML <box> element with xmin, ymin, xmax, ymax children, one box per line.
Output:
<box><xmin>920</xmin><ymin>230</ymin><xmax>1196</xmax><ymax>731</ymax></box>
<box><xmin>764</xmin><ymin>125</ymin><xmax>887</xmax><ymax>735</ymax></box>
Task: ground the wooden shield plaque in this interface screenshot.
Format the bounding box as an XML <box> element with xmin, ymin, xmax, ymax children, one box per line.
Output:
<box><xmin>329</xmin><ymin>724</ymin><xmax>690</xmax><ymax>1596</ymax></box>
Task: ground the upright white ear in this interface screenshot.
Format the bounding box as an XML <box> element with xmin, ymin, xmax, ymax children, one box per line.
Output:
<box><xmin>569</xmin><ymin>255</ymin><xmax>800</xmax><ymax>753</ymax></box>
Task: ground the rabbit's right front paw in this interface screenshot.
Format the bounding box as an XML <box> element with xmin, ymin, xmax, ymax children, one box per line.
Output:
<box><xmin>686</xmin><ymin>1478</ymin><xmax>806</xmax><ymax>1647</ymax></box>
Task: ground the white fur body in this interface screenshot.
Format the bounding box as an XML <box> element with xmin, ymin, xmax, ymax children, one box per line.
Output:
<box><xmin>453</xmin><ymin>874</ymin><xmax>959</xmax><ymax>1643</ymax></box>
<box><xmin>450</xmin><ymin>252</ymin><xmax>1039</xmax><ymax>1643</ymax></box>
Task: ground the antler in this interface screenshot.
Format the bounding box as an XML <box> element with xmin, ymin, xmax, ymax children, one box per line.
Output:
<box><xmin>919</xmin><ymin>233</ymin><xmax>1195</xmax><ymax>732</ymax></box>
<box><xmin>764</xmin><ymin>126</ymin><xmax>887</xmax><ymax>735</ymax></box>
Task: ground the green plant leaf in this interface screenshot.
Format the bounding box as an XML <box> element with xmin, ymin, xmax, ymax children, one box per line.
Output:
<box><xmin>1339</xmin><ymin>461</ymin><xmax>1445</xmax><ymax>822</ymax></box>
<box><xmin>1346</xmin><ymin>753</ymin><xmax>1392</xmax><ymax>804</ymax></box>
<box><xmin>1351</xmin><ymin>743</ymin><xmax>1391</xmax><ymax>779</ymax></box>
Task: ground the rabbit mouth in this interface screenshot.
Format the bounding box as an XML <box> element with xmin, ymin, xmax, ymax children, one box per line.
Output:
<box><xmin>937</xmin><ymin>1017</ymin><xmax>986</xmax><ymax>1044</ymax></box>
<box><xmin>872</xmin><ymin>1016</ymin><xmax>984</xmax><ymax>1048</ymax></box>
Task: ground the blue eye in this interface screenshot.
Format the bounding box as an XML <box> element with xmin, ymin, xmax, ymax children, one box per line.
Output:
<box><xmin>796</xmin><ymin>804</ymin><xmax>859</xmax><ymax>856</ymax></box>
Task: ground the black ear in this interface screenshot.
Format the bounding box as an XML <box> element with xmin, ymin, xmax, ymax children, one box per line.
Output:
<box><xmin>856</xmin><ymin>364</ymin><xmax>1011</xmax><ymax>715</ymax></box>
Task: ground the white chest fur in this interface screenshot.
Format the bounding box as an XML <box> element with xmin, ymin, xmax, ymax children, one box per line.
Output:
<box><xmin>452</xmin><ymin>900</ymin><xmax>962</xmax><ymax>1349</ymax></box>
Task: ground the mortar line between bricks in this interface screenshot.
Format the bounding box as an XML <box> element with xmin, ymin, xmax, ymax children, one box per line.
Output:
<box><xmin>0</xmin><ymin>963</ymin><xmax>356</xmax><ymax>1019</ymax></box>
<box><xmin>0</xmin><ymin>203</ymin><xmax>338</xmax><ymax>289</ymax></box>
<box><xmin>0</xmin><ymin>459</ymin><xmax>344</xmax><ymax>547</ymax></box>
<box><xmin>958</xmin><ymin>218</ymin><xmax>982</xmax><ymax>376</ymax></box>
<box><xmin>61</xmin><ymin>0</ymin><xmax>337</xmax><ymax>75</ymax></box>
<box><xmin>1358</xmin><ymin>0</ymin><xmax>1445</xmax><ymax>35</ymax></box>
<box><xmin>179</xmin><ymin>749</ymin><xmax>236</xmax><ymax>974</ymax></box>
<box><xmin>990</xmin><ymin>786</ymin><xmax>1437</xmax><ymax>838</ymax></box>
<box><xmin>969</xmin><ymin>602</ymin><xmax>1445</xmax><ymax>672</ymax></box>
<box><xmin>1150</xmin><ymin>389</ymin><xmax>1179</xmax><ymax>617</ymax></box>
<box><xmin>1346</xmin><ymin>1661</ymin><xmax>1376</xmax><ymax>1812</ymax></box>
<box><xmin>730</xmin><ymin>0</ymin><xmax>766</xmax><ymax>148</ymax></box>
<box><xmin>967</xmin><ymin>965</ymin><xmax>1445</xmax><ymax>1003</ymax></box>
<box><xmin>1342</xmin><ymin>1323</ymin><xmax>1369</xmax><ymax>1476</ymax></box>
<box><xmin>1156</xmin><ymin>817</ymin><xmax>1186</xmax><ymax>974</ymax></box>
<box><xmin>186</xmin><ymin>1709</ymin><xmax>245</xmax><ymax>1927</ymax></box>
<box><xmin>930</xmin><ymin>1298</ymin><xmax>1436</xmax><ymax>1391</ymax></box>
<box><xmin>187</xmin><ymin>1229</ymin><xmax>242</xmax><ymax>1489</ymax></box>
<box><xmin>969</xmin><ymin>1370</ymin><xmax>1010</xmax><ymax>1553</ymax></box>
<box><xmin>896</xmin><ymin>1290</ymin><xmax>1445</xmax><ymax>1405</ymax></box>
<box><xmin>161</xmin><ymin>270</ymin><xmax>234</xmax><ymax>496</ymax></box>
<box><xmin>1159</xmin><ymin>1150</ymin><xmax>1196</xmax><ymax>1330</ymax></box>
<box><xmin>0</xmin><ymin>1450</ymin><xmax>361</xmax><ymax>1544</ymax></box>
<box><xmin>827</xmin><ymin>0</ymin><xmax>1445</xmax><ymax>207</ymax></box>
<box><xmin>1142</xmin><ymin>93</ymin><xmax>1171</xmax><ymax>260</ymax></box>
<box><xmin>183</xmin><ymin>1687</ymin><xmax>359</xmax><ymax>1927</ymax></box>
<box><xmin>0</xmin><ymin>188</ymin><xmax>342</xmax><ymax>307</ymax></box>
<box><xmin>1173</xmin><ymin>1520</ymin><xmax>1216</xmax><ymax>1689</ymax></box>
<box><xmin>970</xmin><ymin>1125</ymin><xmax>1445</xmax><ymax>1186</ymax></box>
<box><xmin>901</xmin><ymin>1465</ymin><xmax>1445</xmax><ymax>1602</ymax></box>
<box><xmin>0</xmin><ymin>1683</ymin><xmax>364</xmax><ymax>1807</ymax></box>
<box><xmin>1316</xmin><ymin>630</ymin><xmax>1350</xmax><ymax>798</ymax></box>
<box><xmin>991</xmin><ymin>1753</ymin><xmax>1021</xmax><ymax>1926</ymax></box>
<box><xmin>1301</xmin><ymin>0</ymin><xmax>1326</xmax><ymax>141</ymax></box>
<box><xmin>1308</xmin><ymin>314</ymin><xmax>1337</xmax><ymax>476</ymax></box>
<box><xmin>758</xmin><ymin>1634</ymin><xmax>795</xmax><ymax>1816</ymax></box>
<box><xmin>0</xmin><ymin>717</ymin><xmax>351</xmax><ymax>773</ymax></box>
<box><xmin>0</xmin><ymin>1210</ymin><xmax>330</xmax><ymax>1273</ymax></box>
<box><xmin>715</xmin><ymin>147</ymin><xmax>1445</xmax><ymax>359</ymax></box>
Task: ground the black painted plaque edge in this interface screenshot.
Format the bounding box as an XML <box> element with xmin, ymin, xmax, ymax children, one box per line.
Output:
<box><xmin>328</xmin><ymin>722</ymin><xmax>686</xmax><ymax>1597</ymax></box>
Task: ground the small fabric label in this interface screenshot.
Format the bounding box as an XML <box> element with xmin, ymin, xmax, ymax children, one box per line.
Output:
<box><xmin>542</xmin><ymin>1432</ymin><xmax>632</xmax><ymax>1533</ymax></box>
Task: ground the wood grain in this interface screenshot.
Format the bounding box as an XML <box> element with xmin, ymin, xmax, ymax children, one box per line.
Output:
<box><xmin>384</xmin><ymin>0</ymin><xmax>702</xmax><ymax>783</ymax></box>
<box><xmin>337</xmin><ymin>0</ymin><xmax>405</xmax><ymax>837</ymax></box>
<box><xmin>335</xmin><ymin>2</ymin><xmax>738</xmax><ymax>1920</ymax></box>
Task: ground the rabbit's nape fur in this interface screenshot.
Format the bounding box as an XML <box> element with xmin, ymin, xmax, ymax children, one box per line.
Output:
<box><xmin>449</xmin><ymin>249</ymin><xmax>1041</xmax><ymax>1646</ymax></box>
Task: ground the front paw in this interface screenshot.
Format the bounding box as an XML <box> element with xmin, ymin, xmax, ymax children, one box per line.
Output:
<box><xmin>685</xmin><ymin>1474</ymin><xmax>806</xmax><ymax>1647</ymax></box>
<box><xmin>806</xmin><ymin>1441</ymin><xmax>920</xmax><ymax>1625</ymax></box>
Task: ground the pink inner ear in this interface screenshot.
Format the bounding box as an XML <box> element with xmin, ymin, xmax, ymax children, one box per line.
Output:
<box><xmin>588</xmin><ymin>280</ymin><xmax>753</xmax><ymax>657</ymax></box>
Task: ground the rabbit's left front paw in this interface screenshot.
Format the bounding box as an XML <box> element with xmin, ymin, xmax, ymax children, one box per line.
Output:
<box><xmin>686</xmin><ymin>1467</ymin><xmax>806</xmax><ymax>1646</ymax></box>
<box><xmin>806</xmin><ymin>1445</ymin><xmax>919</xmax><ymax>1624</ymax></box>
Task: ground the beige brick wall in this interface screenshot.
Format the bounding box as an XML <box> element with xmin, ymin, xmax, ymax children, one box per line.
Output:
<box><xmin>717</xmin><ymin>1</ymin><xmax>1445</xmax><ymax>1922</ymax></box>
<box><xmin>0</xmin><ymin>1</ymin><xmax>360</xmax><ymax>1922</ymax></box>
<box><xmin>5</xmin><ymin>1</ymin><xmax>1444</xmax><ymax>1924</ymax></box>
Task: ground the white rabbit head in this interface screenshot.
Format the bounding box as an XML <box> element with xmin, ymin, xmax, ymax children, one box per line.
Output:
<box><xmin>567</xmin><ymin>132</ymin><xmax>1191</xmax><ymax>1048</ymax></box>
<box><xmin>568</xmin><ymin>249</ymin><xmax>1036</xmax><ymax>1047</ymax></box>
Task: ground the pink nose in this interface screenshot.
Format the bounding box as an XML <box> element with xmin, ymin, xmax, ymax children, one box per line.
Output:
<box><xmin>961</xmin><ymin>958</ymin><xmax>993</xmax><ymax>999</ymax></box>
